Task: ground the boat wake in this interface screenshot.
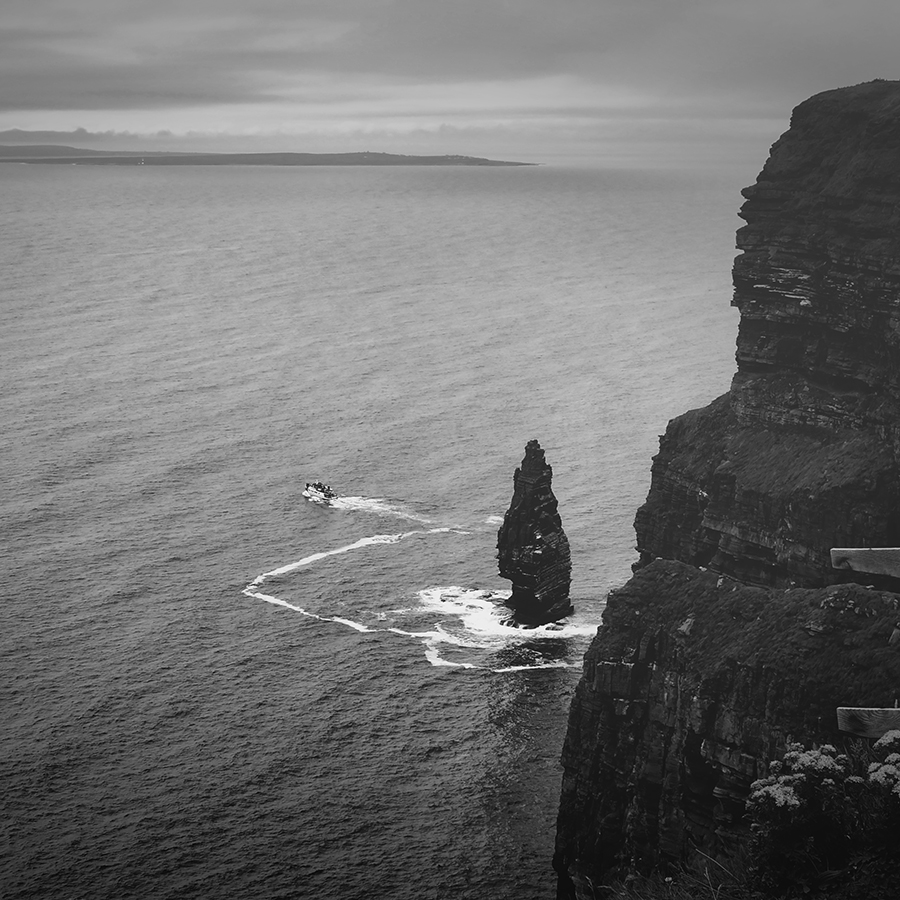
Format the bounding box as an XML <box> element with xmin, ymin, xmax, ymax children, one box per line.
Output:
<box><xmin>242</xmin><ymin>530</ymin><xmax>450</xmax><ymax>632</ymax></box>
<box><xmin>310</xmin><ymin>493</ymin><xmax>433</xmax><ymax>524</ymax></box>
<box><xmin>243</xmin><ymin>532</ymin><xmax>595</xmax><ymax>672</ymax></box>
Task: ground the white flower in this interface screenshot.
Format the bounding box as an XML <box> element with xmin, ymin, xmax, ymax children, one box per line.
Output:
<box><xmin>751</xmin><ymin>782</ymin><xmax>801</xmax><ymax>809</ymax></box>
<box><xmin>792</xmin><ymin>750</ymin><xmax>842</xmax><ymax>774</ymax></box>
<box><xmin>868</xmin><ymin>764</ymin><xmax>900</xmax><ymax>787</ymax></box>
<box><xmin>874</xmin><ymin>730</ymin><xmax>900</xmax><ymax>753</ymax></box>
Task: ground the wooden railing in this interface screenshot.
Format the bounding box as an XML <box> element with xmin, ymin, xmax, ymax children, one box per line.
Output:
<box><xmin>830</xmin><ymin>547</ymin><xmax>900</xmax><ymax>577</ymax></box>
<box><xmin>831</xmin><ymin>547</ymin><xmax>900</xmax><ymax>737</ymax></box>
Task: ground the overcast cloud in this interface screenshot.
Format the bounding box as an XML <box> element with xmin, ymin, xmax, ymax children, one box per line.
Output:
<box><xmin>2</xmin><ymin>0</ymin><xmax>898</xmax><ymax>165</ymax></box>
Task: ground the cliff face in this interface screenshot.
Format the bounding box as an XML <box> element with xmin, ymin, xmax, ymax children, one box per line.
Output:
<box><xmin>555</xmin><ymin>81</ymin><xmax>900</xmax><ymax>897</ymax></box>
<box><xmin>554</xmin><ymin>560</ymin><xmax>900</xmax><ymax>894</ymax></box>
<box><xmin>635</xmin><ymin>80</ymin><xmax>900</xmax><ymax>588</ymax></box>
<box><xmin>497</xmin><ymin>440</ymin><xmax>573</xmax><ymax>625</ymax></box>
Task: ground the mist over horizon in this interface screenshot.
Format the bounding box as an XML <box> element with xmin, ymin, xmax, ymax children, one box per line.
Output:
<box><xmin>0</xmin><ymin>122</ymin><xmax>781</xmax><ymax>170</ymax></box>
<box><xmin>4</xmin><ymin>1</ymin><xmax>898</xmax><ymax>170</ymax></box>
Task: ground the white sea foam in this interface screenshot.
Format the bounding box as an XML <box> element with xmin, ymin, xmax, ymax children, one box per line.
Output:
<box><xmin>245</xmin><ymin>583</ymin><xmax>373</xmax><ymax>630</ymax></box>
<box><xmin>243</xmin><ymin>528</ymin><xmax>465</xmax><ymax>634</ymax></box>
<box><xmin>423</xmin><ymin>646</ymin><xmax>479</xmax><ymax>669</ymax></box>
<box><xmin>416</xmin><ymin>586</ymin><xmax>596</xmax><ymax>641</ymax></box>
<box><xmin>244</xmin><ymin>538</ymin><xmax>594</xmax><ymax>671</ymax></box>
<box><xmin>493</xmin><ymin>660</ymin><xmax>574</xmax><ymax>673</ymax></box>
<box><xmin>408</xmin><ymin>586</ymin><xmax>597</xmax><ymax>670</ymax></box>
<box><xmin>330</xmin><ymin>617</ymin><xmax>376</xmax><ymax>633</ymax></box>
<box><xmin>251</xmin><ymin>531</ymin><xmax>421</xmax><ymax>584</ymax></box>
<box><xmin>243</xmin><ymin>589</ymin><xmax>307</xmax><ymax>613</ymax></box>
<box><xmin>327</xmin><ymin>495</ymin><xmax>433</xmax><ymax>523</ymax></box>
<box><xmin>242</xmin><ymin>587</ymin><xmax>350</xmax><ymax>630</ymax></box>
<box><xmin>484</xmin><ymin>515</ymin><xmax>504</xmax><ymax>525</ymax></box>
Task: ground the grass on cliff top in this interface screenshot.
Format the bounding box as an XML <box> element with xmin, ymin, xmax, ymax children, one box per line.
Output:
<box><xmin>602</xmin><ymin>559</ymin><xmax>900</xmax><ymax>713</ymax></box>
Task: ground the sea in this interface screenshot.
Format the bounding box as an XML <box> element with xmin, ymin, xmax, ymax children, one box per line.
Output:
<box><xmin>1</xmin><ymin>161</ymin><xmax>745</xmax><ymax>899</ymax></box>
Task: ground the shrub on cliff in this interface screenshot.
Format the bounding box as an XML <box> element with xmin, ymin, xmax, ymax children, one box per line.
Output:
<box><xmin>747</xmin><ymin>733</ymin><xmax>900</xmax><ymax>895</ymax></box>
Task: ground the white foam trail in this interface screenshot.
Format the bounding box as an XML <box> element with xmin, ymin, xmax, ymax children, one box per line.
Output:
<box><xmin>243</xmin><ymin>528</ymin><xmax>463</xmax><ymax>636</ymax></box>
<box><xmin>424</xmin><ymin>646</ymin><xmax>479</xmax><ymax>669</ymax></box>
<box><xmin>243</xmin><ymin>534</ymin><xmax>595</xmax><ymax>671</ymax></box>
<box><xmin>328</xmin><ymin>495</ymin><xmax>433</xmax><ymax>523</ymax></box>
<box><xmin>485</xmin><ymin>515</ymin><xmax>504</xmax><ymax>526</ymax></box>
<box><xmin>244</xmin><ymin>590</ymin><xmax>307</xmax><ymax>613</ymax></box>
<box><xmin>330</xmin><ymin>617</ymin><xmax>375</xmax><ymax>633</ymax></box>
<box><xmin>493</xmin><ymin>660</ymin><xmax>575</xmax><ymax>673</ymax></box>
<box><xmin>252</xmin><ymin>531</ymin><xmax>429</xmax><ymax>584</ymax></box>
<box><xmin>243</xmin><ymin>588</ymin><xmax>356</xmax><ymax>631</ymax></box>
<box><xmin>245</xmin><ymin>587</ymin><xmax>375</xmax><ymax>632</ymax></box>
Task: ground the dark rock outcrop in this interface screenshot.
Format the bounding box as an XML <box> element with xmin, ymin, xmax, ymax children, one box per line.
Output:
<box><xmin>635</xmin><ymin>80</ymin><xmax>900</xmax><ymax>589</ymax></box>
<box><xmin>554</xmin><ymin>560</ymin><xmax>900</xmax><ymax>895</ymax></box>
<box><xmin>497</xmin><ymin>440</ymin><xmax>573</xmax><ymax>625</ymax></box>
<box><xmin>555</xmin><ymin>81</ymin><xmax>900</xmax><ymax>897</ymax></box>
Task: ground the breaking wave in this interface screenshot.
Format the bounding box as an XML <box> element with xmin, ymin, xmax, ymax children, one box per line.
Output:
<box><xmin>397</xmin><ymin>586</ymin><xmax>597</xmax><ymax>671</ymax></box>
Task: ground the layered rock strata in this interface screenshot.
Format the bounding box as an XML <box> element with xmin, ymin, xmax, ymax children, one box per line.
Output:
<box><xmin>554</xmin><ymin>560</ymin><xmax>900</xmax><ymax>895</ymax></box>
<box><xmin>555</xmin><ymin>81</ymin><xmax>900</xmax><ymax>896</ymax></box>
<box><xmin>497</xmin><ymin>440</ymin><xmax>573</xmax><ymax>625</ymax></box>
<box><xmin>635</xmin><ymin>80</ymin><xmax>900</xmax><ymax>588</ymax></box>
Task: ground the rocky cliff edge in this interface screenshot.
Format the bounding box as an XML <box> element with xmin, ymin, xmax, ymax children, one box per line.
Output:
<box><xmin>555</xmin><ymin>81</ymin><xmax>900</xmax><ymax>896</ymax></box>
<box><xmin>635</xmin><ymin>80</ymin><xmax>900</xmax><ymax>589</ymax></box>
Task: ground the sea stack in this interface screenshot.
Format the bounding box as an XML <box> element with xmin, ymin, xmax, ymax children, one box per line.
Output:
<box><xmin>497</xmin><ymin>440</ymin><xmax>573</xmax><ymax>625</ymax></box>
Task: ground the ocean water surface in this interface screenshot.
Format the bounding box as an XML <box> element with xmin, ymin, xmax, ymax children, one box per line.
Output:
<box><xmin>2</xmin><ymin>163</ymin><xmax>744</xmax><ymax>898</ymax></box>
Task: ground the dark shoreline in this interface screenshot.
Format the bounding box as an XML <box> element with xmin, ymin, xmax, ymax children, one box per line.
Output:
<box><xmin>0</xmin><ymin>146</ymin><xmax>534</xmax><ymax>167</ymax></box>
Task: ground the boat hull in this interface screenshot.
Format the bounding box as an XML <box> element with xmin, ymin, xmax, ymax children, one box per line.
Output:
<box><xmin>303</xmin><ymin>483</ymin><xmax>337</xmax><ymax>503</ymax></box>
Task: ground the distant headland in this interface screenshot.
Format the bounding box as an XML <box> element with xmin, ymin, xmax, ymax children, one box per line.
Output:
<box><xmin>0</xmin><ymin>145</ymin><xmax>534</xmax><ymax>167</ymax></box>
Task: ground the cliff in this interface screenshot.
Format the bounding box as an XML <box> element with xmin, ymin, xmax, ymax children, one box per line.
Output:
<box><xmin>635</xmin><ymin>79</ymin><xmax>900</xmax><ymax>589</ymax></box>
<box><xmin>497</xmin><ymin>440</ymin><xmax>573</xmax><ymax>625</ymax></box>
<box><xmin>555</xmin><ymin>561</ymin><xmax>900</xmax><ymax>888</ymax></box>
<box><xmin>555</xmin><ymin>81</ymin><xmax>900</xmax><ymax>897</ymax></box>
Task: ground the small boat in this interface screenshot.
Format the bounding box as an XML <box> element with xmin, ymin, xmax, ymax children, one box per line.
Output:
<box><xmin>303</xmin><ymin>481</ymin><xmax>337</xmax><ymax>502</ymax></box>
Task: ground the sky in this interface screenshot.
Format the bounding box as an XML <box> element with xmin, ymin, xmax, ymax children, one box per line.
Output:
<box><xmin>2</xmin><ymin>0</ymin><xmax>899</xmax><ymax>167</ymax></box>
